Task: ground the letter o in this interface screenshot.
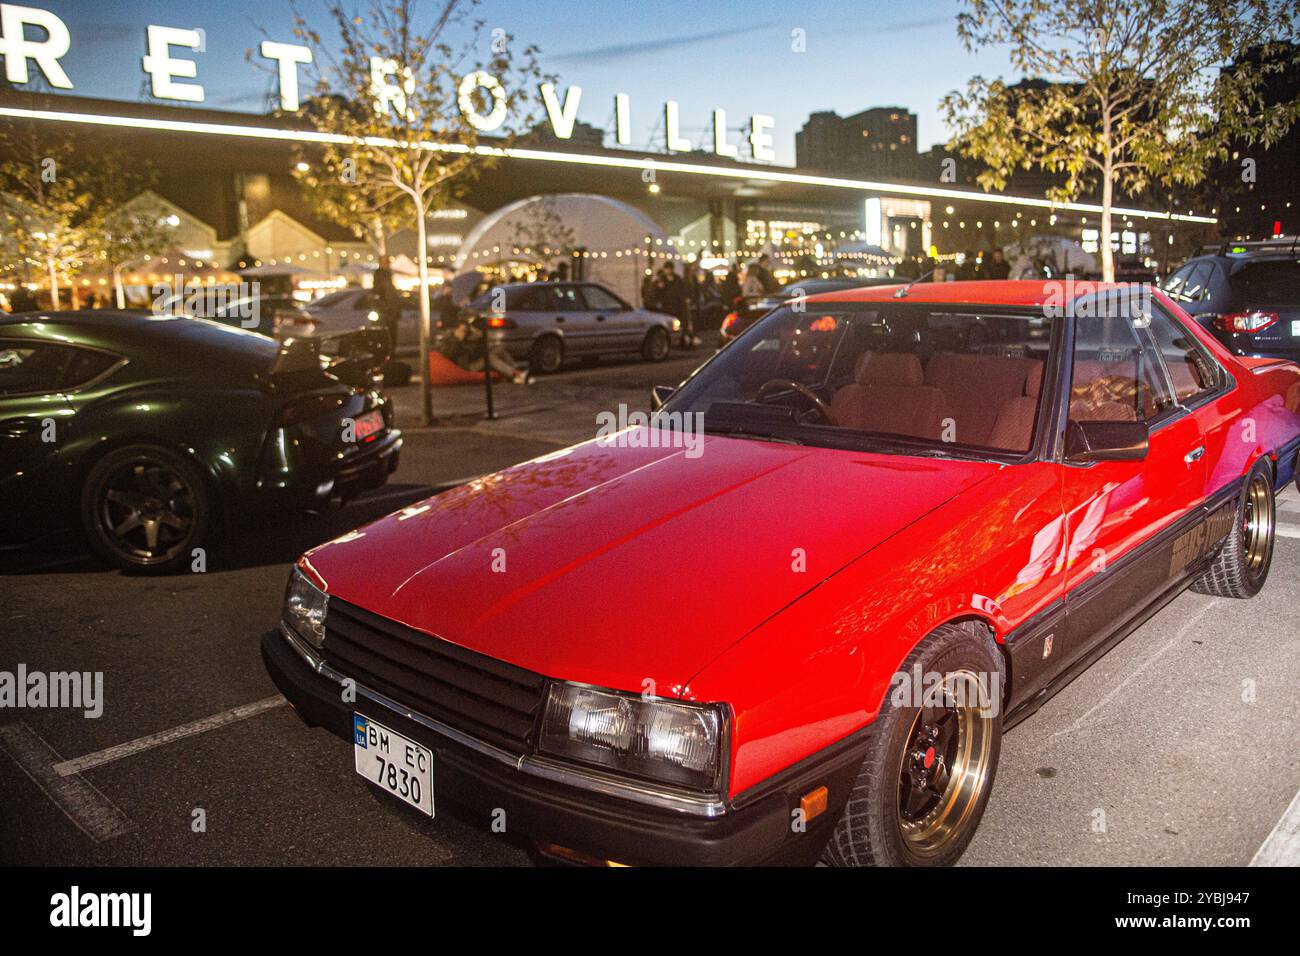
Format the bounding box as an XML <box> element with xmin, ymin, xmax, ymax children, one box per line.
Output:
<box><xmin>458</xmin><ymin>71</ymin><xmax>508</xmax><ymax>131</ymax></box>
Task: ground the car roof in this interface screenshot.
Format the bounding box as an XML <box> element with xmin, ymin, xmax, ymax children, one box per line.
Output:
<box><xmin>805</xmin><ymin>278</ymin><xmax>1134</xmax><ymax>308</ymax></box>
<box><xmin>0</xmin><ymin>309</ymin><xmax>279</xmax><ymax>366</ymax></box>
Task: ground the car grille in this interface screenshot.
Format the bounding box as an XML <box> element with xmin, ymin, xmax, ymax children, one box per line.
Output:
<box><xmin>322</xmin><ymin>598</ymin><xmax>546</xmax><ymax>753</ymax></box>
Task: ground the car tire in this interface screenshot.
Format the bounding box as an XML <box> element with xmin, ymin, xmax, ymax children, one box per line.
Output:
<box><xmin>641</xmin><ymin>326</ymin><xmax>671</xmax><ymax>362</ymax></box>
<box><xmin>824</xmin><ymin>622</ymin><xmax>1004</xmax><ymax>867</ymax></box>
<box><xmin>1190</xmin><ymin>459</ymin><xmax>1275</xmax><ymax>599</ymax></box>
<box><xmin>528</xmin><ymin>336</ymin><xmax>564</xmax><ymax>375</ymax></box>
<box><xmin>80</xmin><ymin>444</ymin><xmax>212</xmax><ymax>574</ymax></box>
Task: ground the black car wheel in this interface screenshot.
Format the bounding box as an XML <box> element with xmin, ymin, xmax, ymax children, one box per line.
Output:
<box><xmin>824</xmin><ymin>622</ymin><xmax>1003</xmax><ymax>867</ymax></box>
<box><xmin>81</xmin><ymin>444</ymin><xmax>211</xmax><ymax>573</ymax></box>
<box><xmin>1191</xmin><ymin>459</ymin><xmax>1275</xmax><ymax>599</ymax></box>
<box><xmin>641</xmin><ymin>326</ymin><xmax>671</xmax><ymax>362</ymax></box>
<box><xmin>528</xmin><ymin>336</ymin><xmax>564</xmax><ymax>375</ymax></box>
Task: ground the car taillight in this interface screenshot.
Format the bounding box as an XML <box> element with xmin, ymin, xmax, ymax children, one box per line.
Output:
<box><xmin>1217</xmin><ymin>310</ymin><xmax>1279</xmax><ymax>333</ymax></box>
<box><xmin>721</xmin><ymin>312</ymin><xmax>738</xmax><ymax>332</ymax></box>
<box><xmin>486</xmin><ymin>316</ymin><xmax>516</xmax><ymax>330</ymax></box>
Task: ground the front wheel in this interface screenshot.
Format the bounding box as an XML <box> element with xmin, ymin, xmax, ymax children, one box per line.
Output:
<box><xmin>80</xmin><ymin>444</ymin><xmax>212</xmax><ymax>573</ymax></box>
<box><xmin>824</xmin><ymin>623</ymin><xmax>1003</xmax><ymax>867</ymax></box>
<box><xmin>641</xmin><ymin>326</ymin><xmax>671</xmax><ymax>362</ymax></box>
<box><xmin>1190</xmin><ymin>459</ymin><xmax>1275</xmax><ymax>598</ymax></box>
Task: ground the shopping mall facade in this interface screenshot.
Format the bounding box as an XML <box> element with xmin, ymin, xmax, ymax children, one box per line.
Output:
<box><xmin>0</xmin><ymin>3</ymin><xmax>1220</xmax><ymax>306</ymax></box>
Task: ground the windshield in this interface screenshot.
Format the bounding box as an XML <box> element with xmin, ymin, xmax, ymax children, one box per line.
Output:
<box><xmin>661</xmin><ymin>303</ymin><xmax>1054</xmax><ymax>457</ymax></box>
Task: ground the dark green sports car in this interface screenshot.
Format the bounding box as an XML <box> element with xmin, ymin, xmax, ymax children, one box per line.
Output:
<box><xmin>0</xmin><ymin>311</ymin><xmax>402</xmax><ymax>572</ymax></box>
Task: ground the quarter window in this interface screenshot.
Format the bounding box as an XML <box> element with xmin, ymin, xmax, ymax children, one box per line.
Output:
<box><xmin>0</xmin><ymin>342</ymin><xmax>117</xmax><ymax>396</ymax></box>
<box><xmin>1145</xmin><ymin>306</ymin><xmax>1220</xmax><ymax>404</ymax></box>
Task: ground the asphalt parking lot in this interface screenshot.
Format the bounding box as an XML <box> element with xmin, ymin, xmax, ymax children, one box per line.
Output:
<box><xmin>2</xmin><ymin>347</ymin><xmax>1298</xmax><ymax>867</ymax></box>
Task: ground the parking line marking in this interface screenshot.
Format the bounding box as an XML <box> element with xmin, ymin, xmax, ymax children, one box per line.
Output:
<box><xmin>0</xmin><ymin>722</ymin><xmax>134</xmax><ymax>843</ymax></box>
<box><xmin>1250</xmin><ymin>786</ymin><xmax>1300</xmax><ymax>866</ymax></box>
<box><xmin>52</xmin><ymin>695</ymin><xmax>286</xmax><ymax>777</ymax></box>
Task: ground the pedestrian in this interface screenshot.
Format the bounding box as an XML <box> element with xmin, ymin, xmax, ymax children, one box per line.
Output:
<box><xmin>985</xmin><ymin>249</ymin><xmax>1011</xmax><ymax>280</ymax></box>
<box><xmin>372</xmin><ymin>256</ymin><xmax>404</xmax><ymax>355</ymax></box>
<box><xmin>755</xmin><ymin>253</ymin><xmax>779</xmax><ymax>293</ymax></box>
<box><xmin>719</xmin><ymin>264</ymin><xmax>741</xmax><ymax>310</ymax></box>
<box><xmin>741</xmin><ymin>262</ymin><xmax>766</xmax><ymax>297</ymax></box>
<box><xmin>654</xmin><ymin>263</ymin><xmax>689</xmax><ymax>349</ymax></box>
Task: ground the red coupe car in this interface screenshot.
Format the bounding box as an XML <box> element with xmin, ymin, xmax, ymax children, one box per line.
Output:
<box><xmin>263</xmin><ymin>280</ymin><xmax>1300</xmax><ymax>867</ymax></box>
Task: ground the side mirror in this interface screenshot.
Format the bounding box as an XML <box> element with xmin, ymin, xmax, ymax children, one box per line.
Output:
<box><xmin>1065</xmin><ymin>420</ymin><xmax>1149</xmax><ymax>464</ymax></box>
<box><xmin>651</xmin><ymin>384</ymin><xmax>675</xmax><ymax>411</ymax></box>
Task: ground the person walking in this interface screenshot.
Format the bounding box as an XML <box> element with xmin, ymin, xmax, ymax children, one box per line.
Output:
<box><xmin>654</xmin><ymin>263</ymin><xmax>689</xmax><ymax>349</ymax></box>
<box><xmin>985</xmin><ymin>249</ymin><xmax>1011</xmax><ymax>280</ymax></box>
<box><xmin>372</xmin><ymin>257</ymin><xmax>404</xmax><ymax>355</ymax></box>
<box><xmin>719</xmin><ymin>263</ymin><xmax>741</xmax><ymax>310</ymax></box>
<box><xmin>755</xmin><ymin>254</ymin><xmax>779</xmax><ymax>293</ymax></box>
<box><xmin>741</xmin><ymin>262</ymin><xmax>766</xmax><ymax>298</ymax></box>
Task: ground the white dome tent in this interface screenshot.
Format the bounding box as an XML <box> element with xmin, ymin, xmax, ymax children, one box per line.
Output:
<box><xmin>453</xmin><ymin>194</ymin><xmax>677</xmax><ymax>305</ymax></box>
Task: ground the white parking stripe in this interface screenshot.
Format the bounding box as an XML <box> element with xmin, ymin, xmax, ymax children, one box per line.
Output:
<box><xmin>1251</xmin><ymin>787</ymin><xmax>1300</xmax><ymax>866</ymax></box>
<box><xmin>52</xmin><ymin>695</ymin><xmax>286</xmax><ymax>777</ymax></box>
<box><xmin>0</xmin><ymin>722</ymin><xmax>134</xmax><ymax>843</ymax></box>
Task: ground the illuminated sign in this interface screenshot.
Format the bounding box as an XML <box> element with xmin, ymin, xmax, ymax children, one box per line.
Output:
<box><xmin>0</xmin><ymin>2</ymin><xmax>777</xmax><ymax>158</ymax></box>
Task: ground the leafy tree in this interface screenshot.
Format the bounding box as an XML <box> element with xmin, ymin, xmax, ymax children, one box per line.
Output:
<box><xmin>942</xmin><ymin>0</ymin><xmax>1300</xmax><ymax>280</ymax></box>
<box><xmin>0</xmin><ymin>121</ymin><xmax>171</xmax><ymax>308</ymax></box>
<box><xmin>284</xmin><ymin>0</ymin><xmax>544</xmax><ymax>423</ymax></box>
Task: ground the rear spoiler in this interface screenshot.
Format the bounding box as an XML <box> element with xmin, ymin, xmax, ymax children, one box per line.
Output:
<box><xmin>267</xmin><ymin>336</ymin><xmax>322</xmax><ymax>377</ymax></box>
<box><xmin>319</xmin><ymin>327</ymin><xmax>391</xmax><ymax>389</ymax></box>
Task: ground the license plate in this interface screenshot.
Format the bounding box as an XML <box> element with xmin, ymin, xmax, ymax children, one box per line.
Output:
<box><xmin>353</xmin><ymin>715</ymin><xmax>434</xmax><ymax>817</ymax></box>
<box><xmin>353</xmin><ymin>409</ymin><xmax>384</xmax><ymax>441</ymax></box>
<box><xmin>1292</xmin><ymin>321</ymin><xmax>1300</xmax><ymax>337</ymax></box>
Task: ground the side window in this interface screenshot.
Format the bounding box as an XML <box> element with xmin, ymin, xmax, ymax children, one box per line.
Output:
<box><xmin>1069</xmin><ymin>315</ymin><xmax>1169</xmax><ymax>423</ymax></box>
<box><xmin>552</xmin><ymin>286</ymin><xmax>584</xmax><ymax>310</ymax></box>
<box><xmin>1162</xmin><ymin>265</ymin><xmax>1191</xmax><ymax>299</ymax></box>
<box><xmin>510</xmin><ymin>288</ymin><xmax>552</xmax><ymax>311</ymax></box>
<box><xmin>0</xmin><ymin>343</ymin><xmax>72</xmax><ymax>396</ymax></box>
<box><xmin>1179</xmin><ymin>263</ymin><xmax>1212</xmax><ymax>302</ymax></box>
<box><xmin>580</xmin><ymin>285</ymin><xmax>626</xmax><ymax>311</ymax></box>
<box><xmin>1145</xmin><ymin>306</ymin><xmax>1220</xmax><ymax>404</ymax></box>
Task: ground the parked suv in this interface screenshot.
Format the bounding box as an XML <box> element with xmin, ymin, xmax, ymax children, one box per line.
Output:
<box><xmin>1163</xmin><ymin>237</ymin><xmax>1300</xmax><ymax>360</ymax></box>
<box><xmin>469</xmin><ymin>281</ymin><xmax>680</xmax><ymax>374</ymax></box>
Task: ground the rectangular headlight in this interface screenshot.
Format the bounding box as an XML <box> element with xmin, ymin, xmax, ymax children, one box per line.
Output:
<box><xmin>282</xmin><ymin>566</ymin><xmax>328</xmax><ymax>649</ymax></box>
<box><xmin>538</xmin><ymin>683</ymin><xmax>725</xmax><ymax>793</ymax></box>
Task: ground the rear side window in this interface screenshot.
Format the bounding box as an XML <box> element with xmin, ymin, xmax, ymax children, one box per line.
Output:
<box><xmin>1229</xmin><ymin>260</ymin><xmax>1300</xmax><ymax>307</ymax></box>
<box><xmin>1145</xmin><ymin>307</ymin><xmax>1220</xmax><ymax>403</ymax></box>
<box><xmin>580</xmin><ymin>285</ymin><xmax>626</xmax><ymax>311</ymax></box>
<box><xmin>0</xmin><ymin>342</ymin><xmax>118</xmax><ymax>395</ymax></box>
<box><xmin>509</xmin><ymin>287</ymin><xmax>553</xmax><ymax>311</ymax></box>
<box><xmin>552</xmin><ymin>286</ymin><xmax>583</xmax><ymax>310</ymax></box>
<box><xmin>1179</xmin><ymin>263</ymin><xmax>1212</xmax><ymax>302</ymax></box>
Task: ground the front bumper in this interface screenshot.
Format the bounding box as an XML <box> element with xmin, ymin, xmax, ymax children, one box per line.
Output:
<box><xmin>261</xmin><ymin>627</ymin><xmax>864</xmax><ymax>866</ymax></box>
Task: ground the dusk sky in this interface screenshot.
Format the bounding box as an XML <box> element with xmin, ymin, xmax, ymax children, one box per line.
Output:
<box><xmin>31</xmin><ymin>0</ymin><xmax>1021</xmax><ymax>162</ymax></box>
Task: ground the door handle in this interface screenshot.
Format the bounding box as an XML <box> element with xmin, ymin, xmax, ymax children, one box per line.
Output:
<box><xmin>595</xmin><ymin>315</ymin><xmax>606</xmax><ymax>322</ymax></box>
<box><xmin>554</xmin><ymin>316</ymin><xmax>565</xmax><ymax>324</ymax></box>
<box><xmin>1184</xmin><ymin>445</ymin><xmax>1206</xmax><ymax>464</ymax></box>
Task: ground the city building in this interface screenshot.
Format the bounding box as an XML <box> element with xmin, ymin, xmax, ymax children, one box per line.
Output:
<box><xmin>795</xmin><ymin>107</ymin><xmax>919</xmax><ymax>179</ymax></box>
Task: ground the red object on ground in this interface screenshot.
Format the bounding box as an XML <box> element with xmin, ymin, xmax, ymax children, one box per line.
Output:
<box><xmin>426</xmin><ymin>349</ymin><xmax>502</xmax><ymax>385</ymax></box>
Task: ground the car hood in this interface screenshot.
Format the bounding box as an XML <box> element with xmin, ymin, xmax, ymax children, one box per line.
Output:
<box><xmin>302</xmin><ymin>431</ymin><xmax>1000</xmax><ymax>694</ymax></box>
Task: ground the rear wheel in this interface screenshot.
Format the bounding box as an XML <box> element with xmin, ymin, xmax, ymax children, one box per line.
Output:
<box><xmin>80</xmin><ymin>444</ymin><xmax>211</xmax><ymax>573</ymax></box>
<box><xmin>528</xmin><ymin>335</ymin><xmax>564</xmax><ymax>375</ymax></box>
<box><xmin>824</xmin><ymin>623</ymin><xmax>1003</xmax><ymax>867</ymax></box>
<box><xmin>641</xmin><ymin>326</ymin><xmax>671</xmax><ymax>362</ymax></box>
<box><xmin>1190</xmin><ymin>459</ymin><xmax>1275</xmax><ymax>598</ymax></box>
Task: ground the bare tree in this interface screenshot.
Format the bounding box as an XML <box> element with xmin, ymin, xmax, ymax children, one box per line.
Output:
<box><xmin>942</xmin><ymin>0</ymin><xmax>1300</xmax><ymax>280</ymax></box>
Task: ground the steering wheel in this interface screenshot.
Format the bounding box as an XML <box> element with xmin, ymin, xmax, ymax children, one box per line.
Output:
<box><xmin>757</xmin><ymin>378</ymin><xmax>838</xmax><ymax>426</ymax></box>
